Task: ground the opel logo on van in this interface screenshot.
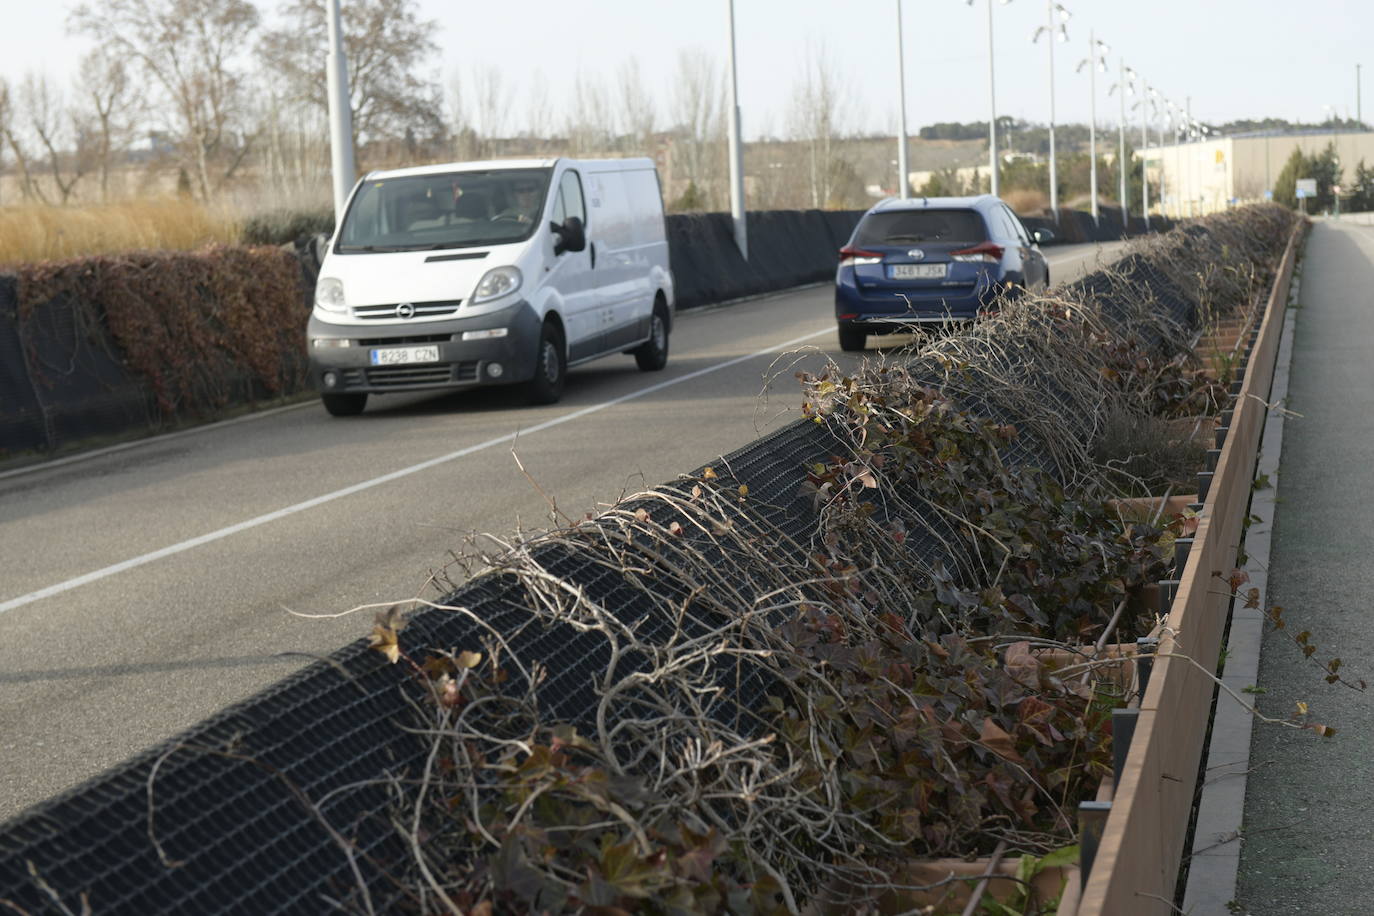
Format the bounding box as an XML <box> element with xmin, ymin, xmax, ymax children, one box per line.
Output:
<box><xmin>907</xmin><ymin>249</ymin><xmax>926</xmax><ymax>260</ymax></box>
<box><xmin>395</xmin><ymin>302</ymin><xmax>416</xmax><ymax>319</ymax></box>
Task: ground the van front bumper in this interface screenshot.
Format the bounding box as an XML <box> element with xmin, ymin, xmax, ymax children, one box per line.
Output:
<box><xmin>307</xmin><ymin>300</ymin><xmax>542</xmax><ymax>394</ymax></box>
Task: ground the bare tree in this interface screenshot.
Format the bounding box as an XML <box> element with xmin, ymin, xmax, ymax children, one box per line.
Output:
<box><xmin>0</xmin><ymin>76</ymin><xmax>44</xmax><ymax>203</ymax></box>
<box><xmin>616</xmin><ymin>57</ymin><xmax>657</xmax><ymax>157</ymax></box>
<box><xmin>471</xmin><ymin>64</ymin><xmax>512</xmax><ymax>157</ymax></box>
<box><xmin>70</xmin><ymin>0</ymin><xmax>260</xmax><ymax>200</ymax></box>
<box><xmin>666</xmin><ymin>49</ymin><xmax>726</xmax><ymax>209</ymax></box>
<box><xmin>446</xmin><ymin>70</ymin><xmax>478</xmax><ymax>160</ymax></box>
<box><xmin>257</xmin><ymin>0</ymin><xmax>442</xmax><ymax>147</ymax></box>
<box><xmin>0</xmin><ymin>78</ymin><xmax>11</xmax><ymax>203</ymax></box>
<box><xmin>14</xmin><ymin>72</ymin><xmax>92</xmax><ymax>204</ymax></box>
<box><xmin>788</xmin><ymin>43</ymin><xmax>857</xmax><ymax>208</ymax></box>
<box><xmin>524</xmin><ymin>70</ymin><xmax>554</xmax><ymax>150</ymax></box>
<box><xmin>567</xmin><ymin>70</ymin><xmax>613</xmax><ymax>156</ymax></box>
<box><xmin>75</xmin><ymin>48</ymin><xmax>141</xmax><ymax>200</ymax></box>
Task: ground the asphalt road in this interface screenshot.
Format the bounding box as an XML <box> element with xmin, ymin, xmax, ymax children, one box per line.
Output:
<box><xmin>0</xmin><ymin>240</ymin><xmax>1122</xmax><ymax>821</ymax></box>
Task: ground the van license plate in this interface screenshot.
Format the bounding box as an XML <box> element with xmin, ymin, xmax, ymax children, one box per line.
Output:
<box><xmin>891</xmin><ymin>264</ymin><xmax>946</xmax><ymax>279</ymax></box>
<box><xmin>370</xmin><ymin>345</ymin><xmax>439</xmax><ymax>366</ymax></box>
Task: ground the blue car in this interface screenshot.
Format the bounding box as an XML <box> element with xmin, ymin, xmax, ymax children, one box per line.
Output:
<box><xmin>834</xmin><ymin>194</ymin><xmax>1053</xmax><ymax>351</ymax></box>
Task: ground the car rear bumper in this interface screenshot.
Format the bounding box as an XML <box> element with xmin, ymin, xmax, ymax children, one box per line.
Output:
<box><xmin>306</xmin><ymin>300</ymin><xmax>542</xmax><ymax>394</ymax></box>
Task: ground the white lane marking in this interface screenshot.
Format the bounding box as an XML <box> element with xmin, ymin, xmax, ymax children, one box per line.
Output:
<box><xmin>0</xmin><ymin>326</ymin><xmax>833</xmax><ymax>616</ymax></box>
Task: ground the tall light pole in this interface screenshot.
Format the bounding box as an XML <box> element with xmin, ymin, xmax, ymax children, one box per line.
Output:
<box><xmin>1111</xmin><ymin>60</ymin><xmax>1130</xmax><ymax>226</ymax></box>
<box><xmin>896</xmin><ymin>1</ymin><xmax>910</xmax><ymax>198</ymax></box>
<box><xmin>325</xmin><ymin>0</ymin><xmax>356</xmax><ymax>223</ymax></box>
<box><xmin>726</xmin><ymin>0</ymin><xmax>747</xmax><ymax>258</ymax></box>
<box><xmin>966</xmin><ymin>0</ymin><xmax>1006</xmax><ymax>197</ymax></box>
<box><xmin>1077</xmin><ymin>34</ymin><xmax>1108</xmax><ymax>227</ymax></box>
<box><xmin>1033</xmin><ymin>3</ymin><xmax>1070</xmax><ymax>220</ymax></box>
<box><xmin>1140</xmin><ymin>85</ymin><xmax>1153</xmax><ymax>229</ymax></box>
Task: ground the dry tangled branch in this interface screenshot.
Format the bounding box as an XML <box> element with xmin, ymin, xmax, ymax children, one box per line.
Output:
<box><xmin>359</xmin><ymin>204</ymin><xmax>1300</xmax><ymax>915</ymax></box>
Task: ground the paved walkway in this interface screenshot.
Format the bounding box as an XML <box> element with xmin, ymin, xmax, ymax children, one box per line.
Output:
<box><xmin>1234</xmin><ymin>219</ymin><xmax>1374</xmax><ymax>914</ymax></box>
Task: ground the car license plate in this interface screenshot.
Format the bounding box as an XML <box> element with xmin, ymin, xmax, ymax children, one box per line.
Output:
<box><xmin>370</xmin><ymin>345</ymin><xmax>439</xmax><ymax>366</ymax></box>
<box><xmin>891</xmin><ymin>263</ymin><xmax>946</xmax><ymax>280</ymax></box>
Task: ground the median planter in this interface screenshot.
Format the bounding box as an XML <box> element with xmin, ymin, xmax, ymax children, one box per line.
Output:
<box><xmin>1074</xmin><ymin>219</ymin><xmax>1306</xmax><ymax>915</ymax></box>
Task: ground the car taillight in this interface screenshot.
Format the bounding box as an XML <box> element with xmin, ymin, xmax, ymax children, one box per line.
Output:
<box><xmin>839</xmin><ymin>245</ymin><xmax>884</xmax><ymax>267</ymax></box>
<box><xmin>949</xmin><ymin>242</ymin><xmax>1005</xmax><ymax>264</ymax></box>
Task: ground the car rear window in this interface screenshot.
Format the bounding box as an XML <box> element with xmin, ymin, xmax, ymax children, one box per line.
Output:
<box><xmin>853</xmin><ymin>209</ymin><xmax>987</xmax><ymax>246</ymax></box>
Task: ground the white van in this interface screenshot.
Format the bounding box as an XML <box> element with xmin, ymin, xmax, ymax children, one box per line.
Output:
<box><xmin>307</xmin><ymin>157</ymin><xmax>675</xmax><ymax>416</ymax></box>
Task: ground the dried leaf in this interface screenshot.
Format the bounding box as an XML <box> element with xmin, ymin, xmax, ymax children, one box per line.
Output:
<box><xmin>702</xmin><ymin>467</ymin><xmax>718</xmax><ymax>479</ymax></box>
<box><xmin>369</xmin><ymin>624</ymin><xmax>401</xmax><ymax>664</ymax></box>
<box><xmin>368</xmin><ymin>605</ymin><xmax>407</xmax><ymax>664</ymax></box>
<box><xmin>456</xmin><ymin>650</ymin><xmax>483</xmax><ymax>669</ymax></box>
<box><xmin>1295</xmin><ymin>701</ymin><xmax>1308</xmax><ymax>716</ymax></box>
<box><xmin>978</xmin><ymin>717</ymin><xmax>1025</xmax><ymax>764</ymax></box>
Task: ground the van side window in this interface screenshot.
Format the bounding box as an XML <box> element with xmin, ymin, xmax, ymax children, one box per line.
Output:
<box><xmin>560</xmin><ymin>170</ymin><xmax>586</xmax><ymax>226</ymax></box>
<box><xmin>551</xmin><ymin>185</ymin><xmax>566</xmax><ymax>226</ymax></box>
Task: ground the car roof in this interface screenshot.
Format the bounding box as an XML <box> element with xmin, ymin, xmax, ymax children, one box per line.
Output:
<box><xmin>868</xmin><ymin>194</ymin><xmax>1001</xmax><ymax>214</ymax></box>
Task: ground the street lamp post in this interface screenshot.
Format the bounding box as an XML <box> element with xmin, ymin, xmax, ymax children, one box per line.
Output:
<box><xmin>1115</xmin><ymin>60</ymin><xmax>1130</xmax><ymax>226</ymax></box>
<box><xmin>726</xmin><ymin>0</ymin><xmax>747</xmax><ymax>258</ymax></box>
<box><xmin>325</xmin><ymin>0</ymin><xmax>356</xmax><ymax>223</ymax></box>
<box><xmin>897</xmin><ymin>1</ymin><xmax>910</xmax><ymax>198</ymax></box>
<box><xmin>965</xmin><ymin>0</ymin><xmax>1007</xmax><ymax>197</ymax></box>
<box><xmin>1077</xmin><ymin>34</ymin><xmax>1108</xmax><ymax>227</ymax></box>
<box><xmin>1140</xmin><ymin>85</ymin><xmax>1152</xmax><ymax>229</ymax></box>
<box><xmin>1032</xmin><ymin>3</ymin><xmax>1070</xmax><ymax>220</ymax></box>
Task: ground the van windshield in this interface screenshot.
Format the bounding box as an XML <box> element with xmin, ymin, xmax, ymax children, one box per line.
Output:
<box><xmin>335</xmin><ymin>168</ymin><xmax>553</xmax><ymax>252</ymax></box>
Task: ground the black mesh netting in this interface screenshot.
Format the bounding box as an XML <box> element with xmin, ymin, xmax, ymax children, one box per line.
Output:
<box><xmin>0</xmin><ymin>222</ymin><xmax>1261</xmax><ymax>912</ymax></box>
<box><xmin>0</xmin><ymin>275</ymin><xmax>47</xmax><ymax>457</ymax></box>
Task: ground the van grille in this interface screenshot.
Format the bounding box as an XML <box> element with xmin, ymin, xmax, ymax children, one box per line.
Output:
<box><xmin>356</xmin><ymin>334</ymin><xmax>453</xmax><ymax>346</ymax></box>
<box><xmin>344</xmin><ymin>362</ymin><xmax>479</xmax><ymax>387</ymax></box>
<box><xmin>353</xmin><ymin>300</ymin><xmax>463</xmax><ymax>321</ymax></box>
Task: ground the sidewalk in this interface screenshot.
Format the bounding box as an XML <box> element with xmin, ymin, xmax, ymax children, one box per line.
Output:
<box><xmin>1231</xmin><ymin>219</ymin><xmax>1374</xmax><ymax>914</ymax></box>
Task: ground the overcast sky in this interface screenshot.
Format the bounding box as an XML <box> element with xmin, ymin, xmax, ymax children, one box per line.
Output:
<box><xmin>0</xmin><ymin>0</ymin><xmax>1367</xmax><ymax>139</ymax></box>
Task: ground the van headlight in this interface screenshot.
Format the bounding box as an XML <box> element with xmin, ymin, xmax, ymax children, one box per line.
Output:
<box><xmin>472</xmin><ymin>266</ymin><xmax>522</xmax><ymax>304</ymax></box>
<box><xmin>315</xmin><ymin>277</ymin><xmax>347</xmax><ymax>313</ymax></box>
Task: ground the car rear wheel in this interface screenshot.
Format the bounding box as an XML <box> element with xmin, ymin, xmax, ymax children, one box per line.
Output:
<box><xmin>837</xmin><ymin>326</ymin><xmax>866</xmax><ymax>352</ymax></box>
<box><xmin>633</xmin><ymin>302</ymin><xmax>670</xmax><ymax>371</ymax></box>
<box><xmin>321</xmin><ymin>393</ymin><xmax>367</xmax><ymax>416</ymax></box>
<box><xmin>526</xmin><ymin>322</ymin><xmax>566</xmax><ymax>405</ymax></box>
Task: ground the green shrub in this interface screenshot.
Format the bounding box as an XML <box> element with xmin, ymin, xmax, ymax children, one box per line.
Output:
<box><xmin>239</xmin><ymin>208</ymin><xmax>335</xmax><ymax>246</ymax></box>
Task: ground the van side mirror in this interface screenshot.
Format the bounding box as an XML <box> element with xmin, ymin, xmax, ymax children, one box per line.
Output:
<box><xmin>1032</xmin><ymin>227</ymin><xmax>1055</xmax><ymax>245</ymax></box>
<box><xmin>553</xmin><ymin>216</ymin><xmax>587</xmax><ymax>255</ymax></box>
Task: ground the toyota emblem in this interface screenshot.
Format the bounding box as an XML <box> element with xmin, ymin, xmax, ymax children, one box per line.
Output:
<box><xmin>395</xmin><ymin>302</ymin><xmax>416</xmax><ymax>319</ymax></box>
<box><xmin>907</xmin><ymin>248</ymin><xmax>926</xmax><ymax>260</ymax></box>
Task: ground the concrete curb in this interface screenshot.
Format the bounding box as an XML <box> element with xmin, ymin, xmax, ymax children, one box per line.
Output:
<box><xmin>1181</xmin><ymin>245</ymin><xmax>1304</xmax><ymax>913</ymax></box>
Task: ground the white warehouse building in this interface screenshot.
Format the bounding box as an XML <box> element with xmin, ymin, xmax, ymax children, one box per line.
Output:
<box><xmin>1141</xmin><ymin>129</ymin><xmax>1374</xmax><ymax>217</ymax></box>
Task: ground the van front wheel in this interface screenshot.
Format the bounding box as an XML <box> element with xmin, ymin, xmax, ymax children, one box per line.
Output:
<box><xmin>321</xmin><ymin>392</ymin><xmax>367</xmax><ymax>416</ymax></box>
<box><xmin>634</xmin><ymin>304</ymin><xmax>670</xmax><ymax>371</ymax></box>
<box><xmin>526</xmin><ymin>323</ymin><xmax>566</xmax><ymax>405</ymax></box>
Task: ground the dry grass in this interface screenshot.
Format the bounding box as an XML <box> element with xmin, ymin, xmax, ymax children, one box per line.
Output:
<box><xmin>1005</xmin><ymin>188</ymin><xmax>1050</xmax><ymax>216</ymax></box>
<box><xmin>0</xmin><ymin>198</ymin><xmax>241</xmax><ymax>268</ymax></box>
